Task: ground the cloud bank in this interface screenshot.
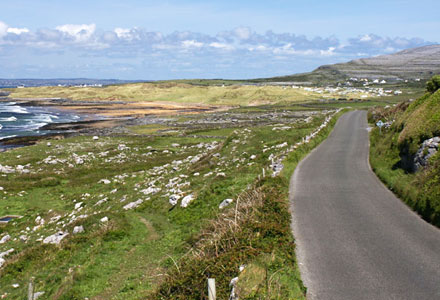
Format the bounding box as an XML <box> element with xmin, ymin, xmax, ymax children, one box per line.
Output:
<box><xmin>0</xmin><ymin>22</ymin><xmax>434</xmax><ymax>79</ymax></box>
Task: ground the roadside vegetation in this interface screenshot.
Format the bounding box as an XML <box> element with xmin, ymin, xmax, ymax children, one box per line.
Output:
<box><xmin>0</xmin><ymin>103</ymin><xmax>343</xmax><ymax>299</ymax></box>
<box><xmin>369</xmin><ymin>75</ymin><xmax>440</xmax><ymax>227</ymax></box>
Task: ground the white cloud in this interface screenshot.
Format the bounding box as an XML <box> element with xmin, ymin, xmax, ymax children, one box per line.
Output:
<box><xmin>234</xmin><ymin>27</ymin><xmax>252</xmax><ymax>40</ymax></box>
<box><xmin>320</xmin><ymin>47</ymin><xmax>336</xmax><ymax>56</ymax></box>
<box><xmin>0</xmin><ymin>21</ymin><xmax>8</xmax><ymax>37</ymax></box>
<box><xmin>0</xmin><ymin>23</ymin><xmax>433</xmax><ymax>79</ymax></box>
<box><xmin>7</xmin><ymin>27</ymin><xmax>30</xmax><ymax>35</ymax></box>
<box><xmin>360</xmin><ymin>34</ymin><xmax>372</xmax><ymax>42</ymax></box>
<box><xmin>114</xmin><ymin>28</ymin><xmax>131</xmax><ymax>39</ymax></box>
<box><xmin>249</xmin><ymin>45</ymin><xmax>268</xmax><ymax>52</ymax></box>
<box><xmin>209</xmin><ymin>42</ymin><xmax>234</xmax><ymax>50</ymax></box>
<box><xmin>56</xmin><ymin>24</ymin><xmax>96</xmax><ymax>42</ymax></box>
<box><xmin>384</xmin><ymin>47</ymin><xmax>396</xmax><ymax>53</ymax></box>
<box><xmin>182</xmin><ymin>40</ymin><xmax>204</xmax><ymax>48</ymax></box>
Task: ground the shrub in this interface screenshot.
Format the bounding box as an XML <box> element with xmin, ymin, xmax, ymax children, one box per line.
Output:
<box><xmin>426</xmin><ymin>75</ymin><xmax>440</xmax><ymax>93</ymax></box>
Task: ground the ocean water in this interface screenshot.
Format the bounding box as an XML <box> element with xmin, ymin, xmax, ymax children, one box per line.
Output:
<box><xmin>0</xmin><ymin>102</ymin><xmax>81</xmax><ymax>141</ymax></box>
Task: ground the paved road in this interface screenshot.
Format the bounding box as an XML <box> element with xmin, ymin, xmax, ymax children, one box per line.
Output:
<box><xmin>290</xmin><ymin>110</ymin><xmax>440</xmax><ymax>300</ymax></box>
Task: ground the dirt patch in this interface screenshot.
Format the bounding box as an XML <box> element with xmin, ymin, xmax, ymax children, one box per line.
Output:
<box><xmin>139</xmin><ymin>217</ymin><xmax>159</xmax><ymax>241</ymax></box>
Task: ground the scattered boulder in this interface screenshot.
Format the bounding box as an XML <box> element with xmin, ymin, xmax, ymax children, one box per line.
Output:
<box><xmin>229</xmin><ymin>277</ymin><xmax>239</xmax><ymax>300</ymax></box>
<box><xmin>99</xmin><ymin>179</ymin><xmax>111</xmax><ymax>185</ymax></box>
<box><xmin>118</xmin><ymin>144</ymin><xmax>129</xmax><ymax>151</ymax></box>
<box><xmin>270</xmin><ymin>160</ymin><xmax>284</xmax><ymax>177</ymax></box>
<box><xmin>140</xmin><ymin>186</ymin><xmax>161</xmax><ymax>195</ymax></box>
<box><xmin>43</xmin><ymin>232</ymin><xmax>68</xmax><ymax>245</ymax></box>
<box><xmin>73</xmin><ymin>226</ymin><xmax>84</xmax><ymax>234</ymax></box>
<box><xmin>35</xmin><ymin>216</ymin><xmax>45</xmax><ymax>225</ymax></box>
<box><xmin>93</xmin><ymin>136</ymin><xmax>99</xmax><ymax>140</ymax></box>
<box><xmin>33</xmin><ymin>292</ymin><xmax>45</xmax><ymax>299</ymax></box>
<box><xmin>123</xmin><ymin>199</ymin><xmax>144</xmax><ymax>210</ymax></box>
<box><xmin>0</xmin><ymin>234</ymin><xmax>10</xmax><ymax>244</ymax></box>
<box><xmin>94</xmin><ymin>198</ymin><xmax>107</xmax><ymax>206</ymax></box>
<box><xmin>0</xmin><ymin>164</ymin><xmax>15</xmax><ymax>174</ymax></box>
<box><xmin>414</xmin><ymin>137</ymin><xmax>439</xmax><ymax>171</ymax></box>
<box><xmin>0</xmin><ymin>248</ymin><xmax>14</xmax><ymax>268</ymax></box>
<box><xmin>169</xmin><ymin>195</ymin><xmax>180</xmax><ymax>206</ymax></box>
<box><xmin>100</xmin><ymin>217</ymin><xmax>109</xmax><ymax>223</ymax></box>
<box><xmin>181</xmin><ymin>194</ymin><xmax>194</xmax><ymax>208</ymax></box>
<box><xmin>219</xmin><ymin>198</ymin><xmax>234</xmax><ymax>209</ymax></box>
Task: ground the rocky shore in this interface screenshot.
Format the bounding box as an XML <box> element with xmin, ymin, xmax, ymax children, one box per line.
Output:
<box><xmin>0</xmin><ymin>96</ymin><xmax>227</xmax><ymax>149</ymax></box>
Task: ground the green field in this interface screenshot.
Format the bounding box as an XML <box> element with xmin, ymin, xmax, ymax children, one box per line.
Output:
<box><xmin>0</xmin><ymin>104</ymin><xmax>344</xmax><ymax>299</ymax></box>
<box><xmin>5</xmin><ymin>82</ymin><xmax>395</xmax><ymax>106</ymax></box>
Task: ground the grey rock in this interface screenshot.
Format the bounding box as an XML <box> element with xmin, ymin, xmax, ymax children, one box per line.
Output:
<box><xmin>229</xmin><ymin>277</ymin><xmax>239</xmax><ymax>300</ymax></box>
<box><xmin>43</xmin><ymin>232</ymin><xmax>68</xmax><ymax>244</ymax></box>
<box><xmin>123</xmin><ymin>199</ymin><xmax>143</xmax><ymax>210</ymax></box>
<box><xmin>414</xmin><ymin>136</ymin><xmax>439</xmax><ymax>171</ymax></box>
<box><xmin>33</xmin><ymin>291</ymin><xmax>45</xmax><ymax>299</ymax></box>
<box><xmin>219</xmin><ymin>199</ymin><xmax>234</xmax><ymax>209</ymax></box>
<box><xmin>169</xmin><ymin>194</ymin><xmax>180</xmax><ymax>206</ymax></box>
<box><xmin>0</xmin><ymin>234</ymin><xmax>10</xmax><ymax>244</ymax></box>
<box><xmin>73</xmin><ymin>226</ymin><xmax>84</xmax><ymax>234</ymax></box>
<box><xmin>181</xmin><ymin>194</ymin><xmax>194</xmax><ymax>208</ymax></box>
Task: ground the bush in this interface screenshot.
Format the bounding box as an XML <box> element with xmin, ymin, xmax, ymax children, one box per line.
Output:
<box><xmin>426</xmin><ymin>75</ymin><xmax>440</xmax><ymax>93</ymax></box>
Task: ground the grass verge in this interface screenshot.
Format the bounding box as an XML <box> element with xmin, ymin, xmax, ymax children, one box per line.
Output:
<box><xmin>369</xmin><ymin>126</ymin><xmax>440</xmax><ymax>227</ymax></box>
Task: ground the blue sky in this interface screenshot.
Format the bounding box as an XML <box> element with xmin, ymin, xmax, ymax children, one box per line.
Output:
<box><xmin>0</xmin><ymin>0</ymin><xmax>439</xmax><ymax>79</ymax></box>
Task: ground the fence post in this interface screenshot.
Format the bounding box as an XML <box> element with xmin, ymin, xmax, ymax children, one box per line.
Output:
<box><xmin>208</xmin><ymin>278</ymin><xmax>216</xmax><ymax>300</ymax></box>
<box><xmin>28</xmin><ymin>277</ymin><xmax>34</xmax><ymax>300</ymax></box>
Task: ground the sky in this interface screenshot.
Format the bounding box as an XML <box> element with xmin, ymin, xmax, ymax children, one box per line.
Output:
<box><xmin>0</xmin><ymin>0</ymin><xmax>439</xmax><ymax>80</ymax></box>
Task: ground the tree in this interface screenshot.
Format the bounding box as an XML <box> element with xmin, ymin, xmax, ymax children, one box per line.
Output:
<box><xmin>426</xmin><ymin>75</ymin><xmax>440</xmax><ymax>93</ymax></box>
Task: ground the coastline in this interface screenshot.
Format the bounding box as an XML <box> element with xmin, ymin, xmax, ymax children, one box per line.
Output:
<box><xmin>0</xmin><ymin>96</ymin><xmax>228</xmax><ymax>150</ymax></box>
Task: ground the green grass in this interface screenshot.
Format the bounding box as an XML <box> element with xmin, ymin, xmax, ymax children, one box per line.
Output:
<box><xmin>368</xmin><ymin>86</ymin><xmax>440</xmax><ymax>227</ymax></box>
<box><xmin>369</xmin><ymin>126</ymin><xmax>440</xmax><ymax>227</ymax></box>
<box><xmin>0</xmin><ymin>104</ymin><xmax>345</xmax><ymax>299</ymax></box>
<box><xmin>396</xmin><ymin>90</ymin><xmax>440</xmax><ymax>153</ymax></box>
<box><xmin>5</xmin><ymin>81</ymin><xmax>398</xmax><ymax>107</ymax></box>
<box><xmin>149</xmin><ymin>109</ymin><xmax>345</xmax><ymax>299</ymax></box>
<box><xmin>127</xmin><ymin>124</ymin><xmax>176</xmax><ymax>135</ymax></box>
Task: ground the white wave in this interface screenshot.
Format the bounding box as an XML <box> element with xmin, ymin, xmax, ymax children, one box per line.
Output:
<box><xmin>0</xmin><ymin>105</ymin><xmax>29</xmax><ymax>114</ymax></box>
<box><xmin>26</xmin><ymin>122</ymin><xmax>48</xmax><ymax>130</ymax></box>
<box><xmin>0</xmin><ymin>116</ymin><xmax>17</xmax><ymax>122</ymax></box>
<box><xmin>32</xmin><ymin>115</ymin><xmax>53</xmax><ymax>123</ymax></box>
<box><xmin>0</xmin><ymin>135</ymin><xmax>17</xmax><ymax>140</ymax></box>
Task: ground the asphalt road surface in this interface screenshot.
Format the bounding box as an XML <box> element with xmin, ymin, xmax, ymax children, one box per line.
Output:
<box><xmin>290</xmin><ymin>110</ymin><xmax>440</xmax><ymax>300</ymax></box>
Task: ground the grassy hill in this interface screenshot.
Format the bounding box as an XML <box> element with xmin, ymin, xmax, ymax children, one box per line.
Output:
<box><xmin>5</xmin><ymin>82</ymin><xmax>377</xmax><ymax>107</ymax></box>
<box><xmin>369</xmin><ymin>75</ymin><xmax>440</xmax><ymax>226</ymax></box>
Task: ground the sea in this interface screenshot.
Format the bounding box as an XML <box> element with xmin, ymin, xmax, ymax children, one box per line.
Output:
<box><xmin>0</xmin><ymin>101</ymin><xmax>81</xmax><ymax>142</ymax></box>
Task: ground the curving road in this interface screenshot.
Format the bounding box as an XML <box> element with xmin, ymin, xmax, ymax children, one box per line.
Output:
<box><xmin>290</xmin><ymin>110</ymin><xmax>440</xmax><ymax>300</ymax></box>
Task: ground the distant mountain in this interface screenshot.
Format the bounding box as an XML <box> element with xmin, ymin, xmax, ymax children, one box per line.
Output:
<box><xmin>261</xmin><ymin>45</ymin><xmax>440</xmax><ymax>84</ymax></box>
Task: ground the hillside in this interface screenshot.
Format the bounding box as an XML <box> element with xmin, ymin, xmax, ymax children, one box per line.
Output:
<box><xmin>369</xmin><ymin>75</ymin><xmax>440</xmax><ymax>226</ymax></box>
<box><xmin>263</xmin><ymin>45</ymin><xmax>440</xmax><ymax>84</ymax></box>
